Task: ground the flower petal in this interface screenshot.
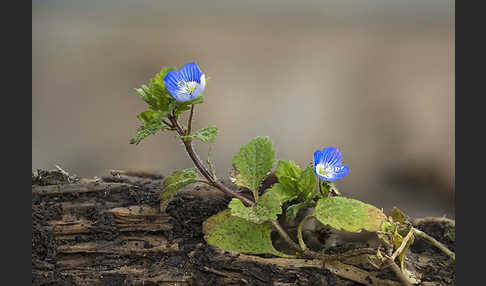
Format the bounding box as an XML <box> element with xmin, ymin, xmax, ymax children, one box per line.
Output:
<box><xmin>163</xmin><ymin>70</ymin><xmax>182</xmax><ymax>97</ymax></box>
<box><xmin>172</xmin><ymin>90</ymin><xmax>194</xmax><ymax>102</ymax></box>
<box><xmin>326</xmin><ymin>165</ymin><xmax>349</xmax><ymax>181</ymax></box>
<box><xmin>192</xmin><ymin>74</ymin><xmax>206</xmax><ymax>98</ymax></box>
<box><xmin>179</xmin><ymin>62</ymin><xmax>202</xmax><ymax>83</ymax></box>
<box><xmin>321</xmin><ymin>147</ymin><xmax>342</xmax><ymax>166</ymax></box>
<box><xmin>313</xmin><ymin>150</ymin><xmax>323</xmax><ymax>168</ymax></box>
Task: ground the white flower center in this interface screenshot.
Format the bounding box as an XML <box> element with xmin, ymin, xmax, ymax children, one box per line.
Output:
<box><xmin>316</xmin><ymin>163</ymin><xmax>344</xmax><ymax>178</ymax></box>
<box><xmin>178</xmin><ymin>81</ymin><xmax>198</xmax><ymax>95</ymax></box>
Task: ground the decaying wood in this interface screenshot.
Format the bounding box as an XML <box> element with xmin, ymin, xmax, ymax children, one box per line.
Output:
<box><xmin>32</xmin><ymin>169</ymin><xmax>455</xmax><ymax>286</ymax></box>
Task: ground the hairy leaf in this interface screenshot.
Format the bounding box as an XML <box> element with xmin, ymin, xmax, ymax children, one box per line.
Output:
<box><xmin>136</xmin><ymin>67</ymin><xmax>175</xmax><ymax>112</ymax></box>
<box><xmin>136</xmin><ymin>110</ymin><xmax>168</xmax><ymax>125</ymax></box>
<box><xmin>275</xmin><ymin>160</ymin><xmax>301</xmax><ymax>191</ymax></box>
<box><xmin>298</xmin><ymin>165</ymin><xmax>316</xmax><ymax>199</ymax></box>
<box><xmin>228</xmin><ymin>193</ymin><xmax>282</xmax><ymax>224</ymax></box>
<box><xmin>130</xmin><ymin>110</ymin><xmax>171</xmax><ymax>145</ymax></box>
<box><xmin>160</xmin><ymin>169</ymin><xmax>198</xmax><ymax>210</ymax></box>
<box><xmin>203</xmin><ymin>209</ymin><xmax>291</xmax><ymax>257</ymax></box>
<box><xmin>232</xmin><ymin>137</ymin><xmax>275</xmax><ymax>199</ymax></box>
<box><xmin>313</xmin><ymin>196</ymin><xmax>387</xmax><ymax>233</ymax></box>
<box><xmin>264</xmin><ymin>183</ymin><xmax>298</xmax><ymax>205</ymax></box>
<box><xmin>130</xmin><ymin>122</ymin><xmax>168</xmax><ymax>145</ymax></box>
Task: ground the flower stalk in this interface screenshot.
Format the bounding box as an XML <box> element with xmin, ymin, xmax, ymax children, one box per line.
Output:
<box><xmin>168</xmin><ymin>110</ymin><xmax>254</xmax><ymax>206</ymax></box>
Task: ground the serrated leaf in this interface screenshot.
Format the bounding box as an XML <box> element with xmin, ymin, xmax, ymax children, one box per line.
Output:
<box><xmin>160</xmin><ymin>169</ymin><xmax>198</xmax><ymax>210</ymax></box>
<box><xmin>286</xmin><ymin>201</ymin><xmax>314</xmax><ymax>222</ymax></box>
<box><xmin>313</xmin><ymin>197</ymin><xmax>387</xmax><ymax>233</ymax></box>
<box><xmin>276</xmin><ymin>160</ymin><xmax>301</xmax><ymax>182</ymax></box>
<box><xmin>137</xmin><ymin>110</ymin><xmax>168</xmax><ymax>125</ymax></box>
<box><xmin>131</xmin><ymin>110</ymin><xmax>171</xmax><ymax>145</ymax></box>
<box><xmin>232</xmin><ymin>137</ymin><xmax>275</xmax><ymax>199</ymax></box>
<box><xmin>178</xmin><ymin>125</ymin><xmax>218</xmax><ymax>142</ymax></box>
<box><xmin>136</xmin><ymin>67</ymin><xmax>176</xmax><ymax>113</ymax></box>
<box><xmin>298</xmin><ymin>165</ymin><xmax>316</xmax><ymax>199</ymax></box>
<box><xmin>130</xmin><ymin>123</ymin><xmax>169</xmax><ymax>145</ymax></box>
<box><xmin>275</xmin><ymin>160</ymin><xmax>301</xmax><ymax>191</ymax></box>
<box><xmin>264</xmin><ymin>183</ymin><xmax>298</xmax><ymax>205</ymax></box>
<box><xmin>203</xmin><ymin>209</ymin><xmax>291</xmax><ymax>257</ymax></box>
<box><xmin>136</xmin><ymin>84</ymin><xmax>157</xmax><ymax>108</ymax></box>
<box><xmin>228</xmin><ymin>192</ymin><xmax>282</xmax><ymax>224</ymax></box>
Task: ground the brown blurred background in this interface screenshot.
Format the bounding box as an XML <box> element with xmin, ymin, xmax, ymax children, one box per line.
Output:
<box><xmin>32</xmin><ymin>0</ymin><xmax>454</xmax><ymax>218</ymax></box>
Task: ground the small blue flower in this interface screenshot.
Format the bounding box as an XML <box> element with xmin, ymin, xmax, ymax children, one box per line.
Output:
<box><xmin>163</xmin><ymin>62</ymin><xmax>206</xmax><ymax>102</ymax></box>
<box><xmin>313</xmin><ymin>147</ymin><xmax>349</xmax><ymax>181</ymax></box>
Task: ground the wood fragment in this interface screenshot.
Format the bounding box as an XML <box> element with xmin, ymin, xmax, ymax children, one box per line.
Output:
<box><xmin>32</xmin><ymin>182</ymin><xmax>130</xmax><ymax>195</ymax></box>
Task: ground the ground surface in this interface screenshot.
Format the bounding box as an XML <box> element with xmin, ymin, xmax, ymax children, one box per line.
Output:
<box><xmin>32</xmin><ymin>169</ymin><xmax>455</xmax><ymax>286</ymax></box>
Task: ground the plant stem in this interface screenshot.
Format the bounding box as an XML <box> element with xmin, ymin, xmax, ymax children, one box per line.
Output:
<box><xmin>297</xmin><ymin>215</ymin><xmax>315</xmax><ymax>251</ymax></box>
<box><xmin>187</xmin><ymin>104</ymin><xmax>195</xmax><ymax>135</ymax></box>
<box><xmin>384</xmin><ymin>256</ymin><xmax>414</xmax><ymax>286</ymax></box>
<box><xmin>390</xmin><ymin>228</ymin><xmax>414</xmax><ymax>261</ymax></box>
<box><xmin>163</xmin><ymin>119</ymin><xmax>174</xmax><ymax>128</ymax></box>
<box><xmin>412</xmin><ymin>228</ymin><xmax>455</xmax><ymax>261</ymax></box>
<box><xmin>169</xmin><ymin>114</ymin><xmax>254</xmax><ymax>206</ymax></box>
<box><xmin>169</xmin><ymin>113</ymin><xmax>373</xmax><ymax>263</ymax></box>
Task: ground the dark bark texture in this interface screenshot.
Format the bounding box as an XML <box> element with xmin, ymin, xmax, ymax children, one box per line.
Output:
<box><xmin>32</xmin><ymin>169</ymin><xmax>455</xmax><ymax>286</ymax></box>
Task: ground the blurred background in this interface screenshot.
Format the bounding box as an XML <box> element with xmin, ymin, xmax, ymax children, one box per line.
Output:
<box><xmin>32</xmin><ymin>0</ymin><xmax>454</xmax><ymax>218</ymax></box>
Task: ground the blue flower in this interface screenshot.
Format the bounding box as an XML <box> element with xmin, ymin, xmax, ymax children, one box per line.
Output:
<box><xmin>163</xmin><ymin>62</ymin><xmax>206</xmax><ymax>102</ymax></box>
<box><xmin>313</xmin><ymin>147</ymin><xmax>349</xmax><ymax>181</ymax></box>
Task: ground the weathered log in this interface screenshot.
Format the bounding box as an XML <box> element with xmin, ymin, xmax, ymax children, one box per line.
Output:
<box><xmin>32</xmin><ymin>169</ymin><xmax>455</xmax><ymax>286</ymax></box>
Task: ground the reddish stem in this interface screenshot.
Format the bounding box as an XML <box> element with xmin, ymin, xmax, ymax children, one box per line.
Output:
<box><xmin>168</xmin><ymin>113</ymin><xmax>254</xmax><ymax>206</ymax></box>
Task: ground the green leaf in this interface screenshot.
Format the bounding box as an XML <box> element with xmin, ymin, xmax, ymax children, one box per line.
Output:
<box><xmin>137</xmin><ymin>110</ymin><xmax>169</xmax><ymax>125</ymax></box>
<box><xmin>178</xmin><ymin>125</ymin><xmax>218</xmax><ymax>142</ymax></box>
<box><xmin>264</xmin><ymin>183</ymin><xmax>298</xmax><ymax>205</ymax></box>
<box><xmin>174</xmin><ymin>96</ymin><xmax>204</xmax><ymax>115</ymax></box>
<box><xmin>136</xmin><ymin>67</ymin><xmax>177</xmax><ymax>113</ymax></box>
<box><xmin>231</xmin><ymin>136</ymin><xmax>275</xmax><ymax>199</ymax></box>
<box><xmin>313</xmin><ymin>197</ymin><xmax>387</xmax><ymax>233</ymax></box>
<box><xmin>275</xmin><ymin>160</ymin><xmax>301</xmax><ymax>191</ymax></box>
<box><xmin>228</xmin><ymin>192</ymin><xmax>282</xmax><ymax>224</ymax></box>
<box><xmin>136</xmin><ymin>84</ymin><xmax>160</xmax><ymax>110</ymax></box>
<box><xmin>273</xmin><ymin>162</ymin><xmax>318</xmax><ymax>202</ymax></box>
<box><xmin>298</xmin><ymin>165</ymin><xmax>316</xmax><ymax>199</ymax></box>
<box><xmin>276</xmin><ymin>160</ymin><xmax>301</xmax><ymax>182</ymax></box>
<box><xmin>286</xmin><ymin>201</ymin><xmax>314</xmax><ymax>222</ymax></box>
<box><xmin>130</xmin><ymin>122</ymin><xmax>169</xmax><ymax>145</ymax></box>
<box><xmin>130</xmin><ymin>110</ymin><xmax>171</xmax><ymax>145</ymax></box>
<box><xmin>203</xmin><ymin>209</ymin><xmax>291</xmax><ymax>257</ymax></box>
<box><xmin>160</xmin><ymin>169</ymin><xmax>198</xmax><ymax>210</ymax></box>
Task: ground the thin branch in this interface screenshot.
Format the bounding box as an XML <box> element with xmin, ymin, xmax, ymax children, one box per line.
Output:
<box><xmin>187</xmin><ymin>104</ymin><xmax>195</xmax><ymax>135</ymax></box>
<box><xmin>194</xmin><ymin>179</ymin><xmax>215</xmax><ymax>186</ymax></box>
<box><xmin>169</xmin><ymin>114</ymin><xmax>254</xmax><ymax>206</ymax></box>
<box><xmin>162</xmin><ymin>119</ymin><xmax>174</xmax><ymax>128</ymax></box>
<box><xmin>390</xmin><ymin>228</ymin><xmax>414</xmax><ymax>261</ymax></box>
<box><xmin>412</xmin><ymin>217</ymin><xmax>455</xmax><ymax>227</ymax></box>
<box><xmin>297</xmin><ymin>215</ymin><xmax>315</xmax><ymax>251</ymax></box>
<box><xmin>384</xmin><ymin>256</ymin><xmax>413</xmax><ymax>286</ymax></box>
<box><xmin>412</xmin><ymin>227</ymin><xmax>455</xmax><ymax>261</ymax></box>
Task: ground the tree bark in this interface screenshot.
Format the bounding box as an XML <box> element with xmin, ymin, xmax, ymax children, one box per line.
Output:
<box><xmin>32</xmin><ymin>169</ymin><xmax>455</xmax><ymax>286</ymax></box>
